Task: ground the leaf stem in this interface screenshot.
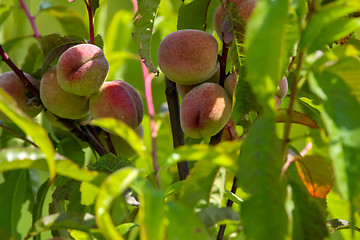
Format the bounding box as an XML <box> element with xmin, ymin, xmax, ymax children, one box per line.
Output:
<box><xmin>165</xmin><ymin>77</ymin><xmax>189</xmax><ymax>180</ymax></box>
<box><xmin>19</xmin><ymin>0</ymin><xmax>41</xmax><ymax>39</ymax></box>
<box><xmin>0</xmin><ymin>44</ymin><xmax>40</xmax><ymax>99</ymax></box>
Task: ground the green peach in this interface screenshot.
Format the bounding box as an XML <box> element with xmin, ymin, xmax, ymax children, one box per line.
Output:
<box><xmin>158</xmin><ymin>29</ymin><xmax>219</xmax><ymax>85</ymax></box>
<box><xmin>57</xmin><ymin>44</ymin><xmax>109</xmax><ymax>96</ymax></box>
<box><xmin>40</xmin><ymin>67</ymin><xmax>90</xmax><ymax>119</ymax></box>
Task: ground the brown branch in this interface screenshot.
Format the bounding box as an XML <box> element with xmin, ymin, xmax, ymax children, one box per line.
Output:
<box><xmin>19</xmin><ymin>0</ymin><xmax>41</xmax><ymax>39</ymax></box>
<box><xmin>0</xmin><ymin>45</ymin><xmax>40</xmax><ymax>99</ymax></box>
<box><xmin>165</xmin><ymin>77</ymin><xmax>189</xmax><ymax>180</ymax></box>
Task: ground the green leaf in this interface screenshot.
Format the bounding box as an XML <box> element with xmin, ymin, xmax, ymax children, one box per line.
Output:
<box><xmin>237</xmin><ymin>115</ymin><xmax>287</xmax><ymax>240</ymax></box>
<box><xmin>133</xmin><ymin>0</ymin><xmax>160</xmax><ymax>73</ymax></box>
<box><xmin>21</xmin><ymin>43</ymin><xmax>44</xmax><ymax>76</ymax></box>
<box><xmin>164</xmin><ymin>180</ymin><xmax>184</xmax><ymax>199</ymax></box>
<box><xmin>177</xmin><ymin>0</ymin><xmax>218</xmax><ymax>31</ymax></box>
<box><xmin>245</xmin><ymin>0</ymin><xmax>288</xmax><ymax>110</ymax></box>
<box><xmin>166</xmin><ymin>201</ymin><xmax>212</xmax><ymax>240</ymax></box>
<box><xmin>131</xmin><ymin>179</ymin><xmax>166</xmax><ymax>240</ymax></box>
<box><xmin>300</xmin><ymin>2</ymin><xmax>360</xmax><ymax>52</ymax></box>
<box><xmin>165</xmin><ymin>141</ymin><xmax>241</xmax><ymax>171</ymax></box>
<box><xmin>309</xmin><ymin>70</ymin><xmax>360</xmax><ymax>223</ymax></box>
<box><xmin>92</xmin><ymin>0</ymin><xmax>100</xmax><ymax>15</ymax></box>
<box><xmin>287</xmin><ymin>163</ymin><xmax>329</xmax><ymax>240</ymax></box>
<box><xmin>180</xmin><ymin>161</ymin><xmax>225</xmax><ymax>209</ymax></box>
<box><xmin>42</xmin><ymin>7</ymin><xmax>89</xmax><ymax>38</ymax></box>
<box><xmin>0</xmin><ymin>89</ymin><xmax>56</xmax><ymax>180</ymax></box>
<box><xmin>90</xmin><ymin>118</ymin><xmax>147</xmax><ymax>158</ymax></box>
<box><xmin>95</xmin><ymin>167</ymin><xmax>138</xmax><ymax>240</ymax></box>
<box><xmin>197</xmin><ymin>207</ymin><xmax>240</xmax><ymax>228</ymax></box>
<box><xmin>224</xmin><ymin>190</ymin><xmax>243</xmax><ymax>206</ymax></box>
<box><xmin>308</xmin><ymin>18</ymin><xmax>360</xmax><ymax>53</ymax></box>
<box><xmin>0</xmin><ymin>170</ymin><xmax>28</xmax><ymax>240</ymax></box>
<box><xmin>57</xmin><ymin>137</ymin><xmax>86</xmax><ymax>167</ymax></box>
<box><xmin>0</xmin><ymin>147</ymin><xmax>107</xmax><ymax>186</ymax></box>
<box><xmin>275</xmin><ymin>109</ymin><xmax>320</xmax><ymax>129</ymax></box>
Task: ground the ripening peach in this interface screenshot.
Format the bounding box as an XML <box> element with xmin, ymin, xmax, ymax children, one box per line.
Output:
<box><xmin>57</xmin><ymin>44</ymin><xmax>109</xmax><ymax>96</ymax></box>
<box><xmin>276</xmin><ymin>76</ymin><xmax>288</xmax><ymax>98</ymax></box>
<box><xmin>158</xmin><ymin>29</ymin><xmax>219</xmax><ymax>85</ymax></box>
<box><xmin>0</xmin><ymin>71</ymin><xmax>42</xmax><ymax>122</ymax></box>
<box><xmin>89</xmin><ymin>80</ymin><xmax>144</xmax><ymax>129</ymax></box>
<box><xmin>40</xmin><ymin>66</ymin><xmax>90</xmax><ymax>120</ymax></box>
<box><xmin>180</xmin><ymin>82</ymin><xmax>232</xmax><ymax>138</ymax></box>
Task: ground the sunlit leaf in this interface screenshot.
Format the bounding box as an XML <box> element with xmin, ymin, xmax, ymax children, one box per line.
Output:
<box><xmin>295</xmin><ymin>155</ymin><xmax>334</xmax><ymax>198</ymax></box>
<box><xmin>276</xmin><ymin>109</ymin><xmax>320</xmax><ymax>129</ymax></box>
<box><xmin>0</xmin><ymin>89</ymin><xmax>56</xmax><ymax>180</ymax></box>
<box><xmin>95</xmin><ymin>168</ymin><xmax>138</xmax><ymax>240</ymax></box>
<box><xmin>133</xmin><ymin>0</ymin><xmax>160</xmax><ymax>73</ymax></box>
<box><xmin>224</xmin><ymin>190</ymin><xmax>243</xmax><ymax>206</ymax></box>
<box><xmin>0</xmin><ymin>5</ymin><xmax>12</xmax><ymax>28</ymax></box>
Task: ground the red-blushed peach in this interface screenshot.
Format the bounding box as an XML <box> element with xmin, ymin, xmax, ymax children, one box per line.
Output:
<box><xmin>234</xmin><ymin>0</ymin><xmax>258</xmax><ymax>22</ymax></box>
<box><xmin>99</xmin><ymin>124</ymin><xmax>143</xmax><ymax>158</ymax></box>
<box><xmin>40</xmin><ymin>66</ymin><xmax>90</xmax><ymax>119</ymax></box>
<box><xmin>0</xmin><ymin>71</ymin><xmax>41</xmax><ymax>122</ymax></box>
<box><xmin>276</xmin><ymin>76</ymin><xmax>288</xmax><ymax>98</ymax></box>
<box><xmin>180</xmin><ymin>82</ymin><xmax>232</xmax><ymax>138</ymax></box>
<box><xmin>158</xmin><ymin>29</ymin><xmax>219</xmax><ymax>85</ymax></box>
<box><xmin>89</xmin><ymin>80</ymin><xmax>144</xmax><ymax>129</ymax></box>
<box><xmin>57</xmin><ymin>44</ymin><xmax>109</xmax><ymax>96</ymax></box>
<box><xmin>176</xmin><ymin>66</ymin><xmax>220</xmax><ymax>98</ymax></box>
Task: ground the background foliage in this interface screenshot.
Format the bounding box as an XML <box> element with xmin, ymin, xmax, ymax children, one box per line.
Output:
<box><xmin>0</xmin><ymin>0</ymin><xmax>360</xmax><ymax>239</ymax></box>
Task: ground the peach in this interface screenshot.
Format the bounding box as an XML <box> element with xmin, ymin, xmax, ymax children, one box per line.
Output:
<box><xmin>158</xmin><ymin>29</ymin><xmax>219</xmax><ymax>85</ymax></box>
<box><xmin>89</xmin><ymin>80</ymin><xmax>144</xmax><ymax>129</ymax></box>
<box><xmin>57</xmin><ymin>44</ymin><xmax>109</xmax><ymax>96</ymax></box>
<box><xmin>180</xmin><ymin>82</ymin><xmax>232</xmax><ymax>138</ymax></box>
<box><xmin>234</xmin><ymin>0</ymin><xmax>258</xmax><ymax>22</ymax></box>
<box><xmin>40</xmin><ymin>66</ymin><xmax>90</xmax><ymax>119</ymax></box>
<box><xmin>276</xmin><ymin>76</ymin><xmax>288</xmax><ymax>98</ymax></box>
<box><xmin>0</xmin><ymin>71</ymin><xmax>42</xmax><ymax>122</ymax></box>
<box><xmin>176</xmin><ymin>66</ymin><xmax>220</xmax><ymax>98</ymax></box>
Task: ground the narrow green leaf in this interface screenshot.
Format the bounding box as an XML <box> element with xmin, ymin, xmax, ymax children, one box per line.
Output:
<box><xmin>0</xmin><ymin>170</ymin><xmax>28</xmax><ymax>240</ymax></box>
<box><xmin>275</xmin><ymin>109</ymin><xmax>320</xmax><ymax>129</ymax></box>
<box><xmin>237</xmin><ymin>115</ymin><xmax>287</xmax><ymax>240</ymax></box>
<box><xmin>224</xmin><ymin>190</ymin><xmax>243</xmax><ymax>206</ymax></box>
<box><xmin>165</xmin><ymin>141</ymin><xmax>241</xmax><ymax>171</ymax></box>
<box><xmin>133</xmin><ymin>0</ymin><xmax>160</xmax><ymax>73</ymax></box>
<box><xmin>300</xmin><ymin>2</ymin><xmax>360</xmax><ymax>52</ymax></box>
<box><xmin>245</xmin><ymin>0</ymin><xmax>288</xmax><ymax>109</ymax></box>
<box><xmin>180</xmin><ymin>161</ymin><xmax>224</xmax><ymax>209</ymax></box>
<box><xmin>177</xmin><ymin>0</ymin><xmax>217</xmax><ymax>31</ymax></box>
<box><xmin>308</xmin><ymin>18</ymin><xmax>360</xmax><ymax>53</ymax></box>
<box><xmin>0</xmin><ymin>147</ymin><xmax>107</xmax><ymax>186</ymax></box>
<box><xmin>131</xmin><ymin>180</ymin><xmax>166</xmax><ymax>240</ymax></box>
<box><xmin>90</xmin><ymin>118</ymin><xmax>146</xmax><ymax>158</ymax></box>
<box><xmin>166</xmin><ymin>201</ymin><xmax>212</xmax><ymax>240</ymax></box>
<box><xmin>197</xmin><ymin>207</ymin><xmax>240</xmax><ymax>228</ymax></box>
<box><xmin>164</xmin><ymin>180</ymin><xmax>184</xmax><ymax>199</ymax></box>
<box><xmin>95</xmin><ymin>167</ymin><xmax>138</xmax><ymax>240</ymax></box>
<box><xmin>309</xmin><ymin>70</ymin><xmax>360</xmax><ymax>223</ymax></box>
<box><xmin>0</xmin><ymin>89</ymin><xmax>56</xmax><ymax>180</ymax></box>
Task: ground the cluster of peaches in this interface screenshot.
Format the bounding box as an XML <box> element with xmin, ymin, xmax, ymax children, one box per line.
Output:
<box><xmin>157</xmin><ymin>0</ymin><xmax>288</xmax><ymax>139</ymax></box>
<box><xmin>0</xmin><ymin>43</ymin><xmax>144</xmax><ymax>157</ymax></box>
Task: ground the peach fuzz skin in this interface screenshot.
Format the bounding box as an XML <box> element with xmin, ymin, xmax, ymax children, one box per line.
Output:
<box><xmin>57</xmin><ymin>44</ymin><xmax>109</xmax><ymax>96</ymax></box>
<box><xmin>89</xmin><ymin>80</ymin><xmax>144</xmax><ymax>129</ymax></box>
<box><xmin>158</xmin><ymin>29</ymin><xmax>219</xmax><ymax>85</ymax></box>
<box><xmin>40</xmin><ymin>67</ymin><xmax>90</xmax><ymax>120</ymax></box>
<box><xmin>180</xmin><ymin>82</ymin><xmax>232</xmax><ymax>139</ymax></box>
<box><xmin>0</xmin><ymin>71</ymin><xmax>41</xmax><ymax>122</ymax></box>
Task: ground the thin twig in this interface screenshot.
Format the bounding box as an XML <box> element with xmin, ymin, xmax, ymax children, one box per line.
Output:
<box><xmin>165</xmin><ymin>77</ymin><xmax>189</xmax><ymax>180</ymax></box>
<box><xmin>84</xmin><ymin>0</ymin><xmax>95</xmax><ymax>44</ymax></box>
<box><xmin>0</xmin><ymin>44</ymin><xmax>40</xmax><ymax>99</ymax></box>
<box><xmin>19</xmin><ymin>0</ymin><xmax>41</xmax><ymax>39</ymax></box>
<box><xmin>0</xmin><ymin>123</ymin><xmax>38</xmax><ymax>147</ymax></box>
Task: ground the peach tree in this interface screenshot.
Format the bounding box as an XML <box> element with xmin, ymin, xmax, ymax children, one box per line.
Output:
<box><xmin>0</xmin><ymin>0</ymin><xmax>360</xmax><ymax>239</ymax></box>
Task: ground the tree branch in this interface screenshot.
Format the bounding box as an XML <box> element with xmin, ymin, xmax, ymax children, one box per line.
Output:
<box><xmin>19</xmin><ymin>0</ymin><xmax>41</xmax><ymax>39</ymax></box>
